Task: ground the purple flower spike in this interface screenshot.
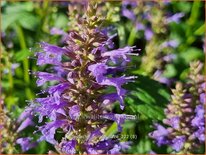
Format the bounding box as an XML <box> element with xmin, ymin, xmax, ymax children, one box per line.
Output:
<box><xmin>150</xmin><ymin>64</ymin><xmax>205</xmax><ymax>153</ymax></box>
<box><xmin>19</xmin><ymin>2</ymin><xmax>137</xmax><ymax>154</ymax></box>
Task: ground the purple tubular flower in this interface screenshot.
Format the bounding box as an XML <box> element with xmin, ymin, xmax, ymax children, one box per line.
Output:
<box><xmin>36</xmin><ymin>72</ymin><xmax>63</xmax><ymax>86</ymax></box>
<box><xmin>122</xmin><ymin>9</ymin><xmax>136</xmax><ymax>21</ymax></box>
<box><xmin>102</xmin><ymin>93</ymin><xmax>124</xmax><ymax>107</ymax></box>
<box><xmin>50</xmin><ymin>27</ymin><xmax>67</xmax><ymax>36</ymax></box>
<box><xmin>171</xmin><ymin>136</ymin><xmax>186</xmax><ymax>152</ymax></box>
<box><xmin>161</xmin><ymin>40</ymin><xmax>179</xmax><ymax>48</ymax></box>
<box><xmin>108</xmin><ymin>142</ymin><xmax>131</xmax><ymax>154</ymax></box>
<box><xmin>16</xmin><ymin>137</ymin><xmax>37</xmax><ymax>152</ymax></box>
<box><xmin>102</xmin><ymin>114</ymin><xmax>127</xmax><ymax>131</ymax></box>
<box><xmin>36</xmin><ymin>42</ymin><xmax>67</xmax><ymax>66</ymax></box>
<box><xmin>50</xmin><ymin>27</ymin><xmax>69</xmax><ymax>43</ymax></box>
<box><xmin>69</xmin><ymin>105</ymin><xmax>80</xmax><ymax>120</ymax></box>
<box><xmin>101</xmin><ymin>76</ymin><xmax>135</xmax><ymax>95</ymax></box>
<box><xmin>88</xmin><ymin>63</ymin><xmax>108</xmax><ymax>83</ymax></box>
<box><xmin>17</xmin><ymin>117</ymin><xmax>34</xmax><ymax>132</ymax></box>
<box><xmin>17</xmin><ymin>107</ymin><xmax>34</xmax><ymax>132</ymax></box>
<box><xmin>149</xmin><ymin>124</ymin><xmax>169</xmax><ymax>146</ymax></box>
<box><xmin>191</xmin><ymin>105</ymin><xmax>204</xmax><ymax>127</ymax></box>
<box><xmin>35</xmin><ymin>97</ymin><xmax>68</xmax><ymax>122</ymax></box>
<box><xmin>145</xmin><ymin>28</ymin><xmax>153</xmax><ymax>41</ymax></box>
<box><xmin>167</xmin><ymin>13</ymin><xmax>184</xmax><ymax>23</ymax></box>
<box><xmin>200</xmin><ymin>93</ymin><xmax>205</xmax><ymax>104</ymax></box>
<box><xmin>61</xmin><ymin>140</ymin><xmax>76</xmax><ymax>154</ymax></box>
<box><xmin>102</xmin><ymin>46</ymin><xmax>137</xmax><ymax>64</ymax></box>
<box><xmin>135</xmin><ymin>22</ymin><xmax>145</xmax><ymax>31</ymax></box>
<box><xmin>38</xmin><ymin>120</ymin><xmax>68</xmax><ymax>145</ymax></box>
<box><xmin>40</xmin><ymin>42</ymin><xmax>67</xmax><ymax>54</ymax></box>
<box><xmin>47</xmin><ymin>82</ymin><xmax>70</xmax><ymax>101</ymax></box>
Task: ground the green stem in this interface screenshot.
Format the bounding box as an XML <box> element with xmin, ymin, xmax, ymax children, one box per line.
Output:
<box><xmin>127</xmin><ymin>26</ymin><xmax>137</xmax><ymax>46</ymax></box>
<box><xmin>15</xmin><ymin>25</ymin><xmax>33</xmax><ymax>99</ymax></box>
<box><xmin>8</xmin><ymin>62</ymin><xmax>14</xmax><ymax>92</ymax></box>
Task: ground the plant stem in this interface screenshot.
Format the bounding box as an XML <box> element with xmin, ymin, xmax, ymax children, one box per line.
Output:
<box><xmin>15</xmin><ymin>24</ymin><xmax>33</xmax><ymax>100</ymax></box>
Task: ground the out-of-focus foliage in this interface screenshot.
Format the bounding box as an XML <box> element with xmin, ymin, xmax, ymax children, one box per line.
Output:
<box><xmin>1</xmin><ymin>0</ymin><xmax>204</xmax><ymax>154</ymax></box>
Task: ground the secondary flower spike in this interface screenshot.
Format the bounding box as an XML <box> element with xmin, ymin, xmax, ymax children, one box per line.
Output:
<box><xmin>149</xmin><ymin>61</ymin><xmax>205</xmax><ymax>153</ymax></box>
<box><xmin>18</xmin><ymin>1</ymin><xmax>137</xmax><ymax>154</ymax></box>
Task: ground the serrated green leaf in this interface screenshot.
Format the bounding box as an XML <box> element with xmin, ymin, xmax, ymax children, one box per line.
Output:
<box><xmin>125</xmin><ymin>75</ymin><xmax>170</xmax><ymax>120</ymax></box>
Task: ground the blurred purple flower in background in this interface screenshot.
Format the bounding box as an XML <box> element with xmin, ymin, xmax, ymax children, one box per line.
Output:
<box><xmin>150</xmin><ymin>61</ymin><xmax>205</xmax><ymax>153</ymax></box>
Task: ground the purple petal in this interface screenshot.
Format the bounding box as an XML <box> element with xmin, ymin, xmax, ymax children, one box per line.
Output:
<box><xmin>38</xmin><ymin>120</ymin><xmax>68</xmax><ymax>144</ymax></box>
<box><xmin>102</xmin><ymin>46</ymin><xmax>136</xmax><ymax>64</ymax></box>
<box><xmin>69</xmin><ymin>105</ymin><xmax>80</xmax><ymax>120</ymax></box>
<box><xmin>102</xmin><ymin>114</ymin><xmax>126</xmax><ymax>131</ymax></box>
<box><xmin>61</xmin><ymin>140</ymin><xmax>76</xmax><ymax>154</ymax></box>
<box><xmin>16</xmin><ymin>137</ymin><xmax>37</xmax><ymax>152</ymax></box>
<box><xmin>36</xmin><ymin>72</ymin><xmax>63</xmax><ymax>86</ymax></box>
<box><xmin>50</xmin><ymin>27</ymin><xmax>67</xmax><ymax>36</ymax></box>
<box><xmin>122</xmin><ymin>9</ymin><xmax>136</xmax><ymax>21</ymax></box>
<box><xmin>17</xmin><ymin>117</ymin><xmax>34</xmax><ymax>132</ymax></box>
<box><xmin>145</xmin><ymin>28</ymin><xmax>153</xmax><ymax>41</ymax></box>
<box><xmin>167</xmin><ymin>13</ymin><xmax>184</xmax><ymax>23</ymax></box>
<box><xmin>200</xmin><ymin>93</ymin><xmax>205</xmax><ymax>104</ymax></box>
<box><xmin>88</xmin><ymin>63</ymin><xmax>108</xmax><ymax>83</ymax></box>
<box><xmin>171</xmin><ymin>136</ymin><xmax>185</xmax><ymax>152</ymax></box>
<box><xmin>102</xmin><ymin>93</ymin><xmax>124</xmax><ymax>109</ymax></box>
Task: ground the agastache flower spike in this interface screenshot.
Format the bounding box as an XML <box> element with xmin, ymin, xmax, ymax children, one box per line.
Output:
<box><xmin>149</xmin><ymin>61</ymin><xmax>205</xmax><ymax>153</ymax></box>
<box><xmin>19</xmin><ymin>1</ymin><xmax>137</xmax><ymax>154</ymax></box>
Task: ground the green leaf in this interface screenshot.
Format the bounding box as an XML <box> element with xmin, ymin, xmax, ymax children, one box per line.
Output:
<box><xmin>194</xmin><ymin>24</ymin><xmax>205</xmax><ymax>35</ymax></box>
<box><xmin>54</xmin><ymin>14</ymin><xmax>69</xmax><ymax>28</ymax></box>
<box><xmin>163</xmin><ymin>64</ymin><xmax>177</xmax><ymax>78</ymax></box>
<box><xmin>5</xmin><ymin>96</ymin><xmax>19</xmax><ymax>110</ymax></box>
<box><xmin>4</xmin><ymin>2</ymin><xmax>34</xmax><ymax>13</ymax></box>
<box><xmin>117</xmin><ymin>25</ymin><xmax>126</xmax><ymax>47</ymax></box>
<box><xmin>179</xmin><ymin>47</ymin><xmax>204</xmax><ymax>63</ymax></box>
<box><xmin>18</xmin><ymin>12</ymin><xmax>40</xmax><ymax>31</ymax></box>
<box><xmin>15</xmin><ymin>49</ymin><xmax>31</xmax><ymax>61</ymax></box>
<box><xmin>2</xmin><ymin>13</ymin><xmax>22</xmax><ymax>31</ymax></box>
<box><xmin>125</xmin><ymin>75</ymin><xmax>170</xmax><ymax>120</ymax></box>
<box><xmin>105</xmin><ymin>122</ymin><xmax>118</xmax><ymax>137</ymax></box>
<box><xmin>2</xmin><ymin>9</ymin><xmax>39</xmax><ymax>31</ymax></box>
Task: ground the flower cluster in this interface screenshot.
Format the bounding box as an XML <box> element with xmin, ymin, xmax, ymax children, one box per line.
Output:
<box><xmin>122</xmin><ymin>0</ymin><xmax>183</xmax><ymax>86</ymax></box>
<box><xmin>18</xmin><ymin>2</ymin><xmax>137</xmax><ymax>154</ymax></box>
<box><xmin>149</xmin><ymin>61</ymin><xmax>205</xmax><ymax>153</ymax></box>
